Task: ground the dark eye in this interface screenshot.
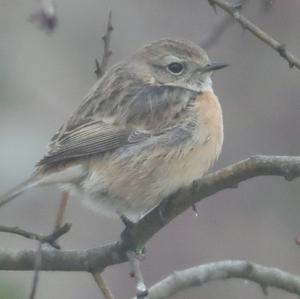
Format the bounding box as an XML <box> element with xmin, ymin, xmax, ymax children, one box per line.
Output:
<box><xmin>167</xmin><ymin>62</ymin><xmax>184</xmax><ymax>74</ymax></box>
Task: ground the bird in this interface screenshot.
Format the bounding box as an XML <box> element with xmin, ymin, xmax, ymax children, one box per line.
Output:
<box><xmin>0</xmin><ymin>39</ymin><xmax>227</xmax><ymax>222</ymax></box>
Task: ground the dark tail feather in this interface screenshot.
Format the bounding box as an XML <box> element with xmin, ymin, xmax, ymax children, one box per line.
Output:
<box><xmin>0</xmin><ymin>176</ymin><xmax>38</xmax><ymax>208</ymax></box>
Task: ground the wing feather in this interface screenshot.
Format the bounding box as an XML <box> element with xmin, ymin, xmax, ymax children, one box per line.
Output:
<box><xmin>37</xmin><ymin>121</ymin><xmax>149</xmax><ymax>166</ymax></box>
<box><xmin>38</xmin><ymin>83</ymin><xmax>198</xmax><ymax>168</ymax></box>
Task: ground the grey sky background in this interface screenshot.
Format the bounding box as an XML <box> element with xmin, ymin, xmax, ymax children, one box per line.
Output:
<box><xmin>0</xmin><ymin>0</ymin><xmax>300</xmax><ymax>298</ymax></box>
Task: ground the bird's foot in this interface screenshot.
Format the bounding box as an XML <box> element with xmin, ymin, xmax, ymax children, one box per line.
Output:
<box><xmin>127</xmin><ymin>250</ymin><xmax>148</xmax><ymax>298</ymax></box>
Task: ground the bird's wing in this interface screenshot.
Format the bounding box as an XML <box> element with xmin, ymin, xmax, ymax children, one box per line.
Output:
<box><xmin>49</xmin><ymin>62</ymin><xmax>198</xmax><ymax>144</ymax></box>
<box><xmin>37</xmin><ymin>121</ymin><xmax>150</xmax><ymax>167</ymax></box>
<box><xmin>39</xmin><ymin>72</ymin><xmax>199</xmax><ymax>167</ymax></box>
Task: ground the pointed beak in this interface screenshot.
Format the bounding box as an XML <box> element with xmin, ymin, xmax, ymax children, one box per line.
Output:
<box><xmin>201</xmin><ymin>62</ymin><xmax>229</xmax><ymax>73</ymax></box>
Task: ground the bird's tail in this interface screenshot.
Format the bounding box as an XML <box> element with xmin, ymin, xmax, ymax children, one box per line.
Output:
<box><xmin>0</xmin><ymin>164</ymin><xmax>84</xmax><ymax>208</ymax></box>
<box><xmin>0</xmin><ymin>175</ymin><xmax>39</xmax><ymax>208</ymax></box>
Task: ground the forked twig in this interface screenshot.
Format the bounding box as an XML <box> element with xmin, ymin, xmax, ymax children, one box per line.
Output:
<box><xmin>0</xmin><ymin>223</ymin><xmax>71</xmax><ymax>249</ymax></box>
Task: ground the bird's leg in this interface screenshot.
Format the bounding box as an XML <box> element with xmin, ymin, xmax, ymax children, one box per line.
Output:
<box><xmin>192</xmin><ymin>203</ymin><xmax>199</xmax><ymax>217</ymax></box>
<box><xmin>120</xmin><ymin>214</ymin><xmax>148</xmax><ymax>298</ymax></box>
<box><xmin>119</xmin><ymin>214</ymin><xmax>146</xmax><ymax>260</ymax></box>
<box><xmin>127</xmin><ymin>250</ymin><xmax>148</xmax><ymax>298</ymax></box>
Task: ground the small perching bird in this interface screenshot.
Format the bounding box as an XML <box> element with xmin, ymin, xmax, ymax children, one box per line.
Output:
<box><xmin>0</xmin><ymin>39</ymin><xmax>227</xmax><ymax>221</ymax></box>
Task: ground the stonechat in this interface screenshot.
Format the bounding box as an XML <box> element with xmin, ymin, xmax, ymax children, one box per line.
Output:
<box><xmin>0</xmin><ymin>39</ymin><xmax>227</xmax><ymax>221</ymax></box>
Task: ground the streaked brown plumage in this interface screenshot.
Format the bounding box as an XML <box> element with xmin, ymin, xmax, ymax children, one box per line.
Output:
<box><xmin>0</xmin><ymin>39</ymin><xmax>227</xmax><ymax>221</ymax></box>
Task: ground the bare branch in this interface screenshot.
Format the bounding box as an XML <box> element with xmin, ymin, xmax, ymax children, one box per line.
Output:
<box><xmin>0</xmin><ymin>155</ymin><xmax>299</xmax><ymax>272</ymax></box>
<box><xmin>29</xmin><ymin>242</ymin><xmax>42</xmax><ymax>299</ymax></box>
<box><xmin>208</xmin><ymin>0</ymin><xmax>300</xmax><ymax>69</ymax></box>
<box><xmin>0</xmin><ymin>223</ymin><xmax>71</xmax><ymax>249</ymax></box>
<box><xmin>138</xmin><ymin>260</ymin><xmax>300</xmax><ymax>299</ymax></box>
<box><xmin>28</xmin><ymin>191</ymin><xmax>71</xmax><ymax>298</ymax></box>
<box><xmin>95</xmin><ymin>11</ymin><xmax>114</xmax><ymax>78</ymax></box>
<box><xmin>121</xmin><ymin>155</ymin><xmax>300</xmax><ymax>251</ymax></box>
<box><xmin>92</xmin><ymin>272</ymin><xmax>115</xmax><ymax>299</ymax></box>
<box><xmin>53</xmin><ymin>191</ymin><xmax>69</xmax><ymax>231</ymax></box>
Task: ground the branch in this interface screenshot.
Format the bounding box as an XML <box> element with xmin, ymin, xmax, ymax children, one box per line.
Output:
<box><xmin>0</xmin><ymin>155</ymin><xmax>299</xmax><ymax>272</ymax></box>
<box><xmin>53</xmin><ymin>191</ymin><xmax>69</xmax><ymax>231</ymax></box>
<box><xmin>208</xmin><ymin>0</ymin><xmax>300</xmax><ymax>69</ymax></box>
<box><xmin>28</xmin><ymin>242</ymin><xmax>42</xmax><ymax>299</ymax></box>
<box><xmin>0</xmin><ymin>223</ymin><xmax>71</xmax><ymax>249</ymax></box>
<box><xmin>92</xmin><ymin>272</ymin><xmax>115</xmax><ymax>299</ymax></box>
<box><xmin>95</xmin><ymin>11</ymin><xmax>114</xmax><ymax>78</ymax></box>
<box><xmin>138</xmin><ymin>260</ymin><xmax>300</xmax><ymax>299</ymax></box>
<box><xmin>121</xmin><ymin>155</ymin><xmax>300</xmax><ymax>250</ymax></box>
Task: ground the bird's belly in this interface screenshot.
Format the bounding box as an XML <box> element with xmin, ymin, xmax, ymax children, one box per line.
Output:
<box><xmin>79</xmin><ymin>91</ymin><xmax>223</xmax><ymax>219</ymax></box>
<box><xmin>79</xmin><ymin>136</ymin><xmax>220</xmax><ymax>220</ymax></box>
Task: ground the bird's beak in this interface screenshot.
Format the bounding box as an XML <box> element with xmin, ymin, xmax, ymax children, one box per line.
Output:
<box><xmin>201</xmin><ymin>62</ymin><xmax>229</xmax><ymax>73</ymax></box>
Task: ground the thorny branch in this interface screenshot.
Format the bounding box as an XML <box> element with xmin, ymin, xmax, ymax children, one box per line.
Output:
<box><xmin>207</xmin><ymin>0</ymin><xmax>300</xmax><ymax>69</ymax></box>
<box><xmin>201</xmin><ymin>0</ymin><xmax>250</xmax><ymax>50</ymax></box>
<box><xmin>95</xmin><ymin>11</ymin><xmax>114</xmax><ymax>79</ymax></box>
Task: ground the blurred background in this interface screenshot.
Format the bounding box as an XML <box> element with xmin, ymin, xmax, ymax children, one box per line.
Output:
<box><xmin>0</xmin><ymin>0</ymin><xmax>300</xmax><ymax>298</ymax></box>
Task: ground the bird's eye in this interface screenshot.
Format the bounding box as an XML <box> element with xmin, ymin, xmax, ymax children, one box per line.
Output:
<box><xmin>167</xmin><ymin>62</ymin><xmax>184</xmax><ymax>74</ymax></box>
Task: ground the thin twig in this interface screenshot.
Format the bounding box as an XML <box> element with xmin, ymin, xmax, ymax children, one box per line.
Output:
<box><xmin>95</xmin><ymin>11</ymin><xmax>114</xmax><ymax>78</ymax></box>
<box><xmin>0</xmin><ymin>223</ymin><xmax>71</xmax><ymax>249</ymax></box>
<box><xmin>208</xmin><ymin>0</ymin><xmax>300</xmax><ymax>69</ymax></box>
<box><xmin>202</xmin><ymin>0</ymin><xmax>249</xmax><ymax>50</ymax></box>
<box><xmin>29</xmin><ymin>241</ymin><xmax>42</xmax><ymax>299</ymax></box>
<box><xmin>92</xmin><ymin>272</ymin><xmax>115</xmax><ymax>299</ymax></box>
<box><xmin>29</xmin><ymin>186</ymin><xmax>70</xmax><ymax>299</ymax></box>
<box><xmin>54</xmin><ymin>191</ymin><xmax>69</xmax><ymax>231</ymax></box>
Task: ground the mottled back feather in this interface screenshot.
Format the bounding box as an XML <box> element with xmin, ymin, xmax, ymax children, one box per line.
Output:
<box><xmin>37</xmin><ymin>63</ymin><xmax>198</xmax><ymax>168</ymax></box>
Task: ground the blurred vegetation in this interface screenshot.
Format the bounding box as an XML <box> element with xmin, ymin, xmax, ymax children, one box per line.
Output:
<box><xmin>0</xmin><ymin>279</ymin><xmax>22</xmax><ymax>299</ymax></box>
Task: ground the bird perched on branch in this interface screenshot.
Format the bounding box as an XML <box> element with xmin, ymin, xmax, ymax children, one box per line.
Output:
<box><xmin>0</xmin><ymin>39</ymin><xmax>227</xmax><ymax>221</ymax></box>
